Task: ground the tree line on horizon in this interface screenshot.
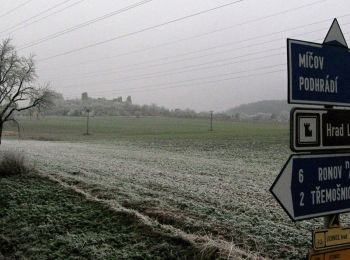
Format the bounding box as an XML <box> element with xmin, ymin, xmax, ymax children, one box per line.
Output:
<box><xmin>28</xmin><ymin>91</ymin><xmax>215</xmax><ymax>119</ymax></box>
<box><xmin>23</xmin><ymin>91</ymin><xmax>289</xmax><ymax>122</ymax></box>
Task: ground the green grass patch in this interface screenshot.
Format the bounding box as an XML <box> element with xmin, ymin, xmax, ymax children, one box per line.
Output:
<box><xmin>0</xmin><ymin>174</ymin><xmax>198</xmax><ymax>259</ymax></box>
<box><xmin>4</xmin><ymin>116</ymin><xmax>288</xmax><ymax>143</ymax></box>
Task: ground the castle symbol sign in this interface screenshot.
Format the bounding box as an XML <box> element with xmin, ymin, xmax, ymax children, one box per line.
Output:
<box><xmin>291</xmin><ymin>108</ymin><xmax>350</xmax><ymax>152</ymax></box>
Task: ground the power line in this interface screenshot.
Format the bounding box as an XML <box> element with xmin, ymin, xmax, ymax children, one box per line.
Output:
<box><xmin>53</xmin><ymin>24</ymin><xmax>349</xmax><ymax>97</ymax></box>
<box><xmin>0</xmin><ymin>0</ymin><xmax>74</xmax><ymax>35</ymax></box>
<box><xmin>40</xmin><ymin>2</ymin><xmax>342</xmax><ymax>74</ymax></box>
<box><xmin>18</xmin><ymin>0</ymin><xmax>154</xmax><ymax>50</ymax></box>
<box><xmin>96</xmin><ymin>69</ymin><xmax>286</xmax><ymax>96</ymax></box>
<box><xmin>61</xmin><ymin>69</ymin><xmax>285</xmax><ymax>97</ymax></box>
<box><xmin>41</xmin><ymin>27</ymin><xmax>349</xmax><ymax>102</ymax></box>
<box><xmin>60</xmin><ymin>63</ymin><xmax>286</xmax><ymax>95</ymax></box>
<box><xmin>55</xmin><ymin>47</ymin><xmax>285</xmax><ymax>85</ymax></box>
<box><xmin>0</xmin><ymin>0</ymin><xmax>33</xmax><ymax>19</ymax></box>
<box><xmin>39</xmin><ymin>0</ymin><xmax>328</xmax><ymax>62</ymax></box>
<box><xmin>26</xmin><ymin>0</ymin><xmax>328</xmax><ymax>52</ymax></box>
<box><xmin>42</xmin><ymin>25</ymin><xmax>348</xmax><ymax>95</ymax></box>
<box><xmin>61</xmin><ymin>44</ymin><xmax>349</xmax><ymax>97</ymax></box>
<box><xmin>54</xmin><ymin>28</ymin><xmax>350</xmax><ymax>96</ymax></box>
<box><xmin>100</xmin><ymin>22</ymin><xmax>350</xmax><ymax>75</ymax></box>
<box><xmin>66</xmin><ymin>51</ymin><xmax>284</xmax><ymax>88</ymax></box>
<box><xmin>37</xmin><ymin>0</ymin><xmax>244</xmax><ymax>61</ymax></box>
<box><xmin>5</xmin><ymin>0</ymin><xmax>87</xmax><ymax>36</ymax></box>
<box><xmin>43</xmin><ymin>19</ymin><xmax>350</xmax><ymax>80</ymax></box>
<box><xmin>53</xmin><ymin>27</ymin><xmax>348</xmax><ymax>90</ymax></box>
<box><xmin>187</xmin><ymin>0</ymin><xmax>329</xmax><ymax>42</ymax></box>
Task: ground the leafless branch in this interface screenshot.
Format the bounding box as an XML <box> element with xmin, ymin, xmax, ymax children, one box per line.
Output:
<box><xmin>0</xmin><ymin>38</ymin><xmax>52</xmax><ymax>131</ymax></box>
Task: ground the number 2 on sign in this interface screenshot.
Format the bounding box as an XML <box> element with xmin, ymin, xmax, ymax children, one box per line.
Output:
<box><xmin>300</xmin><ymin>192</ymin><xmax>304</xmax><ymax>206</ymax></box>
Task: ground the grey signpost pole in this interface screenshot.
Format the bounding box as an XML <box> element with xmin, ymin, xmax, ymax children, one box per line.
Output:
<box><xmin>321</xmin><ymin>18</ymin><xmax>348</xmax><ymax>231</ymax></box>
<box><xmin>323</xmin><ymin>102</ymin><xmax>340</xmax><ymax>229</ymax></box>
<box><xmin>324</xmin><ymin>214</ymin><xmax>340</xmax><ymax>228</ymax></box>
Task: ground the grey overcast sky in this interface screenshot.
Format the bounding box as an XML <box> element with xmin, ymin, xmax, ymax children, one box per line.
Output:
<box><xmin>1</xmin><ymin>0</ymin><xmax>349</xmax><ymax>111</ymax></box>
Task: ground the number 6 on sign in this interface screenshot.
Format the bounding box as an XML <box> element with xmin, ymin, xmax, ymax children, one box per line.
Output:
<box><xmin>299</xmin><ymin>169</ymin><xmax>304</xmax><ymax>183</ymax></box>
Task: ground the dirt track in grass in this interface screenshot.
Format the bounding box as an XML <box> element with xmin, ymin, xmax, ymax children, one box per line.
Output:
<box><xmin>0</xmin><ymin>172</ymin><xmax>204</xmax><ymax>259</ymax></box>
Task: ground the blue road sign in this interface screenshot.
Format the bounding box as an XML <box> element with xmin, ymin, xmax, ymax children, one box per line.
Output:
<box><xmin>288</xmin><ymin>39</ymin><xmax>350</xmax><ymax>106</ymax></box>
<box><xmin>270</xmin><ymin>153</ymin><xmax>350</xmax><ymax>221</ymax></box>
<box><xmin>288</xmin><ymin>19</ymin><xmax>349</xmax><ymax>107</ymax></box>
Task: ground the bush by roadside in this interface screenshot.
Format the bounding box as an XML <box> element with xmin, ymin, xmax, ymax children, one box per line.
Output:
<box><xmin>0</xmin><ymin>152</ymin><xmax>33</xmax><ymax>177</ymax></box>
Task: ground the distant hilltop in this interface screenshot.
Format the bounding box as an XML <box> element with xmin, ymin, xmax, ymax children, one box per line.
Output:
<box><xmin>226</xmin><ymin>100</ymin><xmax>292</xmax><ymax>122</ymax></box>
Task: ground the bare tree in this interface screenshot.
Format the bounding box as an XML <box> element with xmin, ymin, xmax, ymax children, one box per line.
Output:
<box><xmin>0</xmin><ymin>39</ymin><xmax>53</xmax><ymax>144</ymax></box>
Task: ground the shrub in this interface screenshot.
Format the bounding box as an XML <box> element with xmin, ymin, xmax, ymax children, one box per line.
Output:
<box><xmin>0</xmin><ymin>152</ymin><xmax>33</xmax><ymax>177</ymax></box>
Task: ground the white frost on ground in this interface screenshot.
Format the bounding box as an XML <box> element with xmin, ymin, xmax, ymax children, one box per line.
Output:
<box><xmin>2</xmin><ymin>139</ymin><xmax>328</xmax><ymax>259</ymax></box>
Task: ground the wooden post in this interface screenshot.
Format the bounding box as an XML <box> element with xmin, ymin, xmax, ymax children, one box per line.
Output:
<box><xmin>86</xmin><ymin>109</ymin><xmax>90</xmax><ymax>135</ymax></box>
<box><xmin>210</xmin><ymin>111</ymin><xmax>213</xmax><ymax>131</ymax></box>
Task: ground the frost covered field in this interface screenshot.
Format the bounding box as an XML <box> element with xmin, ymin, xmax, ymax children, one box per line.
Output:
<box><xmin>3</xmin><ymin>116</ymin><xmax>335</xmax><ymax>259</ymax></box>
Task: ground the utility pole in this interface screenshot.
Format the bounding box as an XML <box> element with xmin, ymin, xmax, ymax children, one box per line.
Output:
<box><xmin>209</xmin><ymin>110</ymin><xmax>213</xmax><ymax>131</ymax></box>
<box><xmin>85</xmin><ymin>108</ymin><xmax>90</xmax><ymax>135</ymax></box>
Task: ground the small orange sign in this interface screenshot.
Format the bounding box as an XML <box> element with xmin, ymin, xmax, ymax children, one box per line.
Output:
<box><xmin>313</xmin><ymin>228</ymin><xmax>350</xmax><ymax>250</ymax></box>
<box><xmin>309</xmin><ymin>248</ymin><xmax>350</xmax><ymax>260</ymax></box>
<box><xmin>310</xmin><ymin>254</ymin><xmax>324</xmax><ymax>260</ymax></box>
